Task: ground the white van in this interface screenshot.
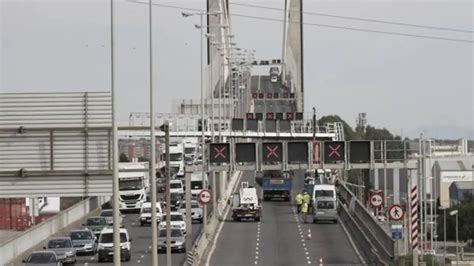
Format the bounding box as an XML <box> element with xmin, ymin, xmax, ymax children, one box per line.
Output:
<box><xmin>190</xmin><ymin>172</ymin><xmax>205</xmax><ymax>197</ymax></box>
<box><xmin>139</xmin><ymin>202</ymin><xmax>163</xmax><ymax>226</ymax></box>
<box><xmin>312</xmin><ymin>184</ymin><xmax>338</xmax><ymax>224</ymax></box>
<box><xmin>169</xmin><ymin>179</ymin><xmax>184</xmax><ymax>195</ymax></box>
<box><xmin>97</xmin><ymin>228</ymin><xmax>132</xmax><ymax>262</ymax></box>
<box><xmin>312</xmin><ymin>184</ymin><xmax>337</xmax><ymax>202</ymax></box>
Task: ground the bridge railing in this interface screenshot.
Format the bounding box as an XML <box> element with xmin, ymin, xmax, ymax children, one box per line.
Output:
<box><xmin>338</xmin><ymin>181</ymin><xmax>395</xmax><ymax>264</ymax></box>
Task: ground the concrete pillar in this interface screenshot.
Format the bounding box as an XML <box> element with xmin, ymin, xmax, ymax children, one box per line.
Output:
<box><xmin>394</xmin><ymin>167</ymin><xmax>400</xmax><ymax>204</ymax></box>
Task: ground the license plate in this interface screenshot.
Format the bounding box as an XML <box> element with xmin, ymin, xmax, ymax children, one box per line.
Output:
<box><xmin>108</xmin><ymin>252</ymin><xmax>114</xmax><ymax>255</ymax></box>
<box><xmin>245</xmin><ymin>214</ymin><xmax>253</xmax><ymax>217</ymax></box>
<box><xmin>317</xmin><ymin>212</ymin><xmax>324</xmax><ymax>215</ymax></box>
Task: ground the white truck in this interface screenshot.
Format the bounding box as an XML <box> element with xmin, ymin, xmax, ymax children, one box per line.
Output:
<box><xmin>118</xmin><ymin>172</ymin><xmax>147</xmax><ymax>212</ymax></box>
<box><xmin>183</xmin><ymin>138</ymin><xmax>198</xmax><ymax>165</ymax></box>
<box><xmin>160</xmin><ymin>143</ymin><xmax>185</xmax><ymax>177</ymax></box>
<box><xmin>190</xmin><ymin>172</ymin><xmax>204</xmax><ymax>197</ymax></box>
<box><xmin>231</xmin><ymin>182</ymin><xmax>262</xmax><ymax>222</ymax></box>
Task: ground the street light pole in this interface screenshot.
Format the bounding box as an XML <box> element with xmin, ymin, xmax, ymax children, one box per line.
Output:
<box><xmin>163</xmin><ymin>122</ymin><xmax>172</xmax><ymax>266</ymax></box>
<box><xmin>148</xmin><ymin>0</ymin><xmax>158</xmax><ymax>265</ymax></box>
<box><xmin>110</xmin><ymin>0</ymin><xmax>121</xmax><ymax>264</ymax></box>
<box><xmin>312</xmin><ymin>107</ymin><xmax>316</xmax><ymax>140</ymax></box>
<box><xmin>199</xmin><ymin>13</ymin><xmax>208</xmax><ymax>232</ymax></box>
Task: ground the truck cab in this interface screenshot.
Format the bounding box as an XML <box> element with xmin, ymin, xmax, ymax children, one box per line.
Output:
<box><xmin>231</xmin><ymin>182</ymin><xmax>262</xmax><ymax>222</ymax></box>
<box><xmin>261</xmin><ymin>170</ymin><xmax>292</xmax><ymax>201</ymax></box>
<box><xmin>118</xmin><ymin>172</ymin><xmax>147</xmax><ymax>212</ymax></box>
<box><xmin>161</xmin><ymin>144</ymin><xmax>185</xmax><ymax>177</ymax></box>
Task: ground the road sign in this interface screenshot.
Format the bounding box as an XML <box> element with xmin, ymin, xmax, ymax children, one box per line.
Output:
<box><xmin>262</xmin><ymin>142</ymin><xmax>283</xmax><ymax>163</ymax></box>
<box><xmin>198</xmin><ymin>189</ymin><xmax>211</xmax><ymax>205</ymax></box>
<box><xmin>286</xmin><ymin>112</ymin><xmax>294</xmax><ymax>120</ymax></box>
<box><xmin>267</xmin><ymin>92</ymin><xmax>273</xmax><ymax>98</ymax></box>
<box><xmin>324</xmin><ymin>141</ymin><xmax>345</xmax><ymax>163</ymax></box>
<box><xmin>312</xmin><ymin>141</ymin><xmax>321</xmax><ymax>163</ymax></box>
<box><xmin>287</xmin><ymin>142</ymin><xmax>308</xmax><ymax>163</ymax></box>
<box><xmin>255</xmin><ymin>113</ymin><xmax>263</xmax><ymax>121</ymax></box>
<box><xmin>246</xmin><ymin>119</ymin><xmax>258</xmax><ymax>131</ymax></box>
<box><xmin>235</xmin><ymin>143</ymin><xmax>256</xmax><ymax>163</ymax></box>
<box><xmin>391</xmin><ymin>224</ymin><xmax>403</xmax><ymax>240</ymax></box>
<box><xmin>276</xmin><ymin>113</ymin><xmax>283</xmax><ymax>120</ymax></box>
<box><xmin>389</xmin><ymin>205</ymin><xmax>404</xmax><ymax>221</ymax></box>
<box><xmin>246</xmin><ymin>113</ymin><xmax>254</xmax><ymax>120</ymax></box>
<box><xmin>252</xmin><ymin>93</ymin><xmax>258</xmax><ymax>99</ymax></box>
<box><xmin>295</xmin><ymin>112</ymin><xmax>303</xmax><ymax>120</ymax></box>
<box><xmin>266</xmin><ymin>112</ymin><xmax>275</xmax><ymax>120</ymax></box>
<box><xmin>350</xmin><ymin>141</ymin><xmax>371</xmax><ymax>163</ymax></box>
<box><xmin>369</xmin><ymin>193</ymin><xmax>383</xmax><ymax>208</ymax></box>
<box><xmin>231</xmin><ymin>119</ymin><xmax>244</xmax><ymax>131</ymax></box>
<box><xmin>209</xmin><ymin>143</ymin><xmax>230</xmax><ymax>164</ymax></box>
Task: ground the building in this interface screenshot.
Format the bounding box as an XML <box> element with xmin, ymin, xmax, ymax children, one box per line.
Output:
<box><xmin>449</xmin><ymin>182</ymin><xmax>474</xmax><ymax>206</ymax></box>
<box><xmin>433</xmin><ymin>158</ymin><xmax>474</xmax><ymax>208</ymax></box>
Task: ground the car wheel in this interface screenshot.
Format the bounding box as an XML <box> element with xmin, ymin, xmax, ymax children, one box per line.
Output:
<box><xmin>255</xmin><ymin>217</ymin><xmax>260</xmax><ymax>222</ymax></box>
<box><xmin>313</xmin><ymin>219</ymin><xmax>317</xmax><ymax>224</ymax></box>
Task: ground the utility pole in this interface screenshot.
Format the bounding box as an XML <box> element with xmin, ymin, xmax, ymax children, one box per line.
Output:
<box><xmin>110</xmin><ymin>0</ymin><xmax>121</xmax><ymax>264</ymax></box>
<box><xmin>161</xmin><ymin>122</ymin><xmax>172</xmax><ymax>266</ymax></box>
<box><xmin>200</xmin><ymin>13</ymin><xmax>208</xmax><ymax>231</ymax></box>
<box><xmin>148</xmin><ymin>0</ymin><xmax>158</xmax><ymax>264</ymax></box>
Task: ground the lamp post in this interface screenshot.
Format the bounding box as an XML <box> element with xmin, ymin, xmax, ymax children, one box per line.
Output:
<box><xmin>438</xmin><ymin>206</ymin><xmax>447</xmax><ymax>263</ymax></box>
<box><xmin>159</xmin><ymin>122</ymin><xmax>171</xmax><ymax>266</ymax></box>
<box><xmin>312</xmin><ymin>107</ymin><xmax>316</xmax><ymax>140</ymax></box>
<box><xmin>450</xmin><ymin>209</ymin><xmax>459</xmax><ymax>265</ymax></box>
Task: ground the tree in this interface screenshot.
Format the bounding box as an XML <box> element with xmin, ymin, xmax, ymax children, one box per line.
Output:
<box><xmin>318</xmin><ymin>115</ymin><xmax>361</xmax><ymax>140</ymax></box>
<box><xmin>119</xmin><ymin>153</ymin><xmax>130</xmax><ymax>162</ymax></box>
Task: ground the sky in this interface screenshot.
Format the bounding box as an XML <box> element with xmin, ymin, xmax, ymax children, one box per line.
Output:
<box><xmin>1</xmin><ymin>0</ymin><xmax>473</xmax><ymax>139</ymax></box>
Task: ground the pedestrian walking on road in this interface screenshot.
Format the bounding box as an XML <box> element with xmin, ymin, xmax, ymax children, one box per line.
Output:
<box><xmin>301</xmin><ymin>202</ymin><xmax>309</xmax><ymax>223</ymax></box>
<box><xmin>295</xmin><ymin>193</ymin><xmax>303</xmax><ymax>213</ymax></box>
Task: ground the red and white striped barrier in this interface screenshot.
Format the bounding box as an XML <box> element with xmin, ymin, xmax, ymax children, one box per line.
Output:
<box><xmin>410</xmin><ymin>185</ymin><xmax>419</xmax><ymax>250</ymax></box>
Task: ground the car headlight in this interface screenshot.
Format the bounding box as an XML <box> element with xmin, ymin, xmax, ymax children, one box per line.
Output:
<box><xmin>121</xmin><ymin>243</ymin><xmax>130</xmax><ymax>250</ymax></box>
<box><xmin>180</xmin><ymin>224</ymin><xmax>185</xmax><ymax>228</ymax></box>
<box><xmin>84</xmin><ymin>243</ymin><xmax>93</xmax><ymax>248</ymax></box>
<box><xmin>98</xmin><ymin>244</ymin><xmax>106</xmax><ymax>250</ymax></box>
<box><xmin>65</xmin><ymin>251</ymin><xmax>74</xmax><ymax>256</ymax></box>
<box><xmin>174</xmin><ymin>241</ymin><xmax>183</xmax><ymax>246</ymax></box>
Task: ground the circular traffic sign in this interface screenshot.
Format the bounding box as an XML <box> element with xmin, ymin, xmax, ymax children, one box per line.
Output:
<box><xmin>198</xmin><ymin>189</ymin><xmax>211</xmax><ymax>205</ymax></box>
<box><xmin>388</xmin><ymin>205</ymin><xmax>404</xmax><ymax>221</ymax></box>
<box><xmin>370</xmin><ymin>193</ymin><xmax>383</xmax><ymax>208</ymax></box>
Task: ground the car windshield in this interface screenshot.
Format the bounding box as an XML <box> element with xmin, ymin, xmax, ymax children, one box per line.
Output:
<box><xmin>184</xmin><ymin>147</ymin><xmax>195</xmax><ymax>154</ymax></box>
<box><xmin>48</xmin><ymin>239</ymin><xmax>71</xmax><ymax>248</ymax></box>
<box><xmin>190</xmin><ymin>181</ymin><xmax>202</xmax><ymax>189</ymax></box>
<box><xmin>142</xmin><ymin>207</ymin><xmax>160</xmax><ymax>213</ymax></box>
<box><xmin>314</xmin><ymin>190</ymin><xmax>334</xmax><ymax>197</ymax></box>
<box><xmin>170</xmin><ymin>194</ymin><xmax>181</xmax><ymax>200</ymax></box>
<box><xmin>70</xmin><ymin>231</ymin><xmax>93</xmax><ymax>240</ymax></box>
<box><xmin>27</xmin><ymin>253</ymin><xmax>56</xmax><ymax>263</ymax></box>
<box><xmin>169</xmin><ymin>153</ymin><xmax>182</xmax><ymax>161</ymax></box>
<box><xmin>316</xmin><ymin>200</ymin><xmax>335</xmax><ymax>209</ymax></box>
<box><xmin>100</xmin><ymin>233</ymin><xmax>128</xmax><ymax>243</ymax></box>
<box><xmin>159</xmin><ymin>229</ymin><xmax>183</xmax><ymax>237</ymax></box>
<box><xmin>100</xmin><ymin>210</ymin><xmax>113</xmax><ymax>217</ymax></box>
<box><xmin>87</xmin><ymin>218</ymin><xmax>107</xmax><ymax>226</ymax></box>
<box><xmin>162</xmin><ymin>214</ymin><xmax>183</xmax><ymax>221</ymax></box>
<box><xmin>170</xmin><ymin>183</ymin><xmax>181</xmax><ymax>189</ymax></box>
<box><xmin>119</xmin><ymin>179</ymin><xmax>143</xmax><ymax>190</ymax></box>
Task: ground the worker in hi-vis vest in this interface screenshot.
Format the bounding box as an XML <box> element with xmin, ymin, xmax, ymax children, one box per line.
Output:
<box><xmin>295</xmin><ymin>193</ymin><xmax>303</xmax><ymax>213</ymax></box>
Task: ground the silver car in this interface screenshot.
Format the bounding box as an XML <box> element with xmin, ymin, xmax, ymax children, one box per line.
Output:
<box><xmin>23</xmin><ymin>251</ymin><xmax>62</xmax><ymax>266</ymax></box>
<box><xmin>44</xmin><ymin>237</ymin><xmax>76</xmax><ymax>264</ymax></box>
<box><xmin>157</xmin><ymin>229</ymin><xmax>186</xmax><ymax>253</ymax></box>
<box><xmin>69</xmin><ymin>229</ymin><xmax>97</xmax><ymax>255</ymax></box>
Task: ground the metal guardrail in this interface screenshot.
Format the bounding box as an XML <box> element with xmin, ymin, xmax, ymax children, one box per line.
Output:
<box><xmin>338</xmin><ymin>182</ymin><xmax>395</xmax><ymax>264</ymax></box>
<box><xmin>0</xmin><ymin>196</ymin><xmax>109</xmax><ymax>266</ymax></box>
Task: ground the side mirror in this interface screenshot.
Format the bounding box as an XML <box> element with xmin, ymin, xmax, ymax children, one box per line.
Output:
<box><xmin>43</xmin><ymin>246</ymin><xmax>46</xmax><ymax>250</ymax></box>
<box><xmin>129</xmin><ymin>238</ymin><xmax>133</xmax><ymax>242</ymax></box>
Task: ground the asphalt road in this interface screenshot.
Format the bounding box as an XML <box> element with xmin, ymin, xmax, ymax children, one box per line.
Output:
<box><xmin>74</xmin><ymin>212</ymin><xmax>202</xmax><ymax>266</ymax></box>
<box><xmin>24</xmin><ymin>201</ymin><xmax>202</xmax><ymax>266</ymax></box>
<box><xmin>210</xmin><ymin>170</ymin><xmax>363</xmax><ymax>266</ymax></box>
<box><xmin>251</xmin><ymin>75</ymin><xmax>295</xmax><ymax>114</ymax></box>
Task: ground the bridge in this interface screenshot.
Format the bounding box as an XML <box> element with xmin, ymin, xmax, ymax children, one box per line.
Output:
<box><xmin>1</xmin><ymin>0</ymin><xmax>461</xmax><ymax>266</ymax></box>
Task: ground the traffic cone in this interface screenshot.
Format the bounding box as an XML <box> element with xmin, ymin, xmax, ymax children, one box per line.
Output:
<box><xmin>306</xmin><ymin>228</ymin><xmax>312</xmax><ymax>240</ymax></box>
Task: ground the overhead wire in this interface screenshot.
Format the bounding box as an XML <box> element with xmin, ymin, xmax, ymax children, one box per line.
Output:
<box><xmin>127</xmin><ymin>1</ymin><xmax>473</xmax><ymax>43</ymax></box>
<box><xmin>230</xmin><ymin>2</ymin><xmax>474</xmax><ymax>34</ymax></box>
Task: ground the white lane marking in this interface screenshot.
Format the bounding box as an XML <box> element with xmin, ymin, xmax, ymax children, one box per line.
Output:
<box><xmin>304</xmin><ymin>247</ymin><xmax>307</xmax><ymax>251</ymax></box>
<box><xmin>255</xmin><ymin>256</ymin><xmax>259</xmax><ymax>259</ymax></box>
<box><xmin>84</xmin><ymin>263</ymin><xmax>88</xmax><ymax>266</ymax></box>
<box><xmin>90</xmin><ymin>257</ymin><xmax>94</xmax><ymax>261</ymax></box>
<box><xmin>305</xmin><ymin>251</ymin><xmax>309</xmax><ymax>255</ymax></box>
<box><xmin>148</xmin><ymin>245</ymin><xmax>152</xmax><ymax>249</ymax></box>
<box><xmin>256</xmin><ymin>251</ymin><xmax>259</xmax><ymax>255</ymax></box>
<box><xmin>132</xmin><ymin>222</ymin><xmax>136</xmax><ymax>226</ymax></box>
<box><xmin>256</xmin><ymin>242</ymin><xmax>259</xmax><ymax>246</ymax></box>
<box><xmin>254</xmin><ymin>262</ymin><xmax>258</xmax><ymax>265</ymax></box>
<box><xmin>141</xmin><ymin>255</ymin><xmax>145</xmax><ymax>258</ymax></box>
<box><xmin>307</xmin><ymin>260</ymin><xmax>311</xmax><ymax>264</ymax></box>
<box><xmin>306</xmin><ymin>257</ymin><xmax>310</xmax><ymax>260</ymax></box>
<box><xmin>137</xmin><ymin>260</ymin><xmax>141</xmax><ymax>263</ymax></box>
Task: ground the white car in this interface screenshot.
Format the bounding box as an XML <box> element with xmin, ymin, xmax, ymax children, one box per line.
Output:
<box><xmin>169</xmin><ymin>180</ymin><xmax>184</xmax><ymax>195</ymax></box>
<box><xmin>178</xmin><ymin>200</ymin><xmax>203</xmax><ymax>223</ymax></box>
<box><xmin>99</xmin><ymin>209</ymin><xmax>123</xmax><ymax>226</ymax></box>
<box><xmin>270</xmin><ymin>75</ymin><xmax>278</xmax><ymax>83</ymax></box>
<box><xmin>158</xmin><ymin>212</ymin><xmax>186</xmax><ymax>235</ymax></box>
<box><xmin>139</xmin><ymin>202</ymin><xmax>163</xmax><ymax>226</ymax></box>
<box><xmin>97</xmin><ymin>228</ymin><xmax>132</xmax><ymax>262</ymax></box>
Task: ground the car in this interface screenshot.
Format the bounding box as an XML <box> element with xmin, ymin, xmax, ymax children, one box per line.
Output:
<box><xmin>23</xmin><ymin>251</ymin><xmax>62</xmax><ymax>266</ymax></box>
<box><xmin>178</xmin><ymin>200</ymin><xmax>203</xmax><ymax>223</ymax></box>
<box><xmin>44</xmin><ymin>237</ymin><xmax>76</xmax><ymax>264</ymax></box>
<box><xmin>82</xmin><ymin>217</ymin><xmax>108</xmax><ymax>239</ymax></box>
<box><xmin>139</xmin><ymin>202</ymin><xmax>163</xmax><ymax>226</ymax></box>
<box><xmin>158</xmin><ymin>212</ymin><xmax>186</xmax><ymax>235</ymax></box>
<box><xmin>270</xmin><ymin>75</ymin><xmax>278</xmax><ymax>83</ymax></box>
<box><xmin>157</xmin><ymin>229</ymin><xmax>186</xmax><ymax>253</ymax></box>
<box><xmin>156</xmin><ymin>177</ymin><xmax>166</xmax><ymax>193</ymax></box>
<box><xmin>169</xmin><ymin>180</ymin><xmax>184</xmax><ymax>194</ymax></box>
<box><xmin>99</xmin><ymin>209</ymin><xmax>123</xmax><ymax>226</ymax></box>
<box><xmin>97</xmin><ymin>228</ymin><xmax>132</xmax><ymax>262</ymax></box>
<box><xmin>184</xmin><ymin>156</ymin><xmax>194</xmax><ymax>166</ymax></box>
<box><xmin>69</xmin><ymin>229</ymin><xmax>97</xmax><ymax>255</ymax></box>
<box><xmin>168</xmin><ymin>193</ymin><xmax>183</xmax><ymax>211</ymax></box>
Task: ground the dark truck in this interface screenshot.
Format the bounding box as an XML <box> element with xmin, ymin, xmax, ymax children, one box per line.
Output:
<box><xmin>260</xmin><ymin>170</ymin><xmax>292</xmax><ymax>201</ymax></box>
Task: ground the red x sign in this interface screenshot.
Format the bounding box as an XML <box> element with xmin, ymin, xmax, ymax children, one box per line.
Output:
<box><xmin>266</xmin><ymin>112</ymin><xmax>274</xmax><ymax>120</ymax></box>
<box><xmin>266</xmin><ymin>145</ymin><xmax>279</xmax><ymax>158</ymax></box>
<box><xmin>214</xmin><ymin>147</ymin><xmax>226</xmax><ymax>159</ymax></box>
<box><xmin>267</xmin><ymin>93</ymin><xmax>273</xmax><ymax>98</ymax></box>
<box><xmin>287</xmin><ymin>112</ymin><xmax>294</xmax><ymax>120</ymax></box>
<box><xmin>328</xmin><ymin>144</ymin><xmax>341</xmax><ymax>158</ymax></box>
<box><xmin>246</xmin><ymin>113</ymin><xmax>254</xmax><ymax>119</ymax></box>
<box><xmin>252</xmin><ymin>93</ymin><xmax>258</xmax><ymax>99</ymax></box>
